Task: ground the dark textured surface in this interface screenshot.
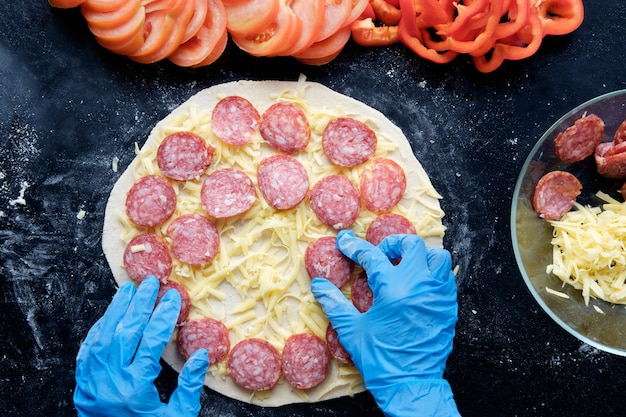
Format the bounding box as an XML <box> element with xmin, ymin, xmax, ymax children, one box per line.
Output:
<box><xmin>2</xmin><ymin>2</ymin><xmax>626</xmax><ymax>416</ymax></box>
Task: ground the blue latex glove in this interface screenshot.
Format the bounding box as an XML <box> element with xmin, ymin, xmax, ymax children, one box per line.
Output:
<box><xmin>74</xmin><ymin>275</ymin><xmax>209</xmax><ymax>417</ymax></box>
<box><xmin>311</xmin><ymin>230</ymin><xmax>460</xmax><ymax>417</ymax></box>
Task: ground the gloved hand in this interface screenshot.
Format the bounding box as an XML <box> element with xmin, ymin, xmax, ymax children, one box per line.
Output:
<box><xmin>74</xmin><ymin>275</ymin><xmax>209</xmax><ymax>417</ymax></box>
<box><xmin>311</xmin><ymin>230</ymin><xmax>460</xmax><ymax>417</ymax></box>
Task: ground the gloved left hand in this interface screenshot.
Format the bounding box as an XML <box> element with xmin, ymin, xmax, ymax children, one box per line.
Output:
<box><xmin>74</xmin><ymin>276</ymin><xmax>209</xmax><ymax>417</ymax></box>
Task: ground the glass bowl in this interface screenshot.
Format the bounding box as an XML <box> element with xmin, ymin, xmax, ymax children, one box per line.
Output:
<box><xmin>511</xmin><ymin>90</ymin><xmax>626</xmax><ymax>355</ymax></box>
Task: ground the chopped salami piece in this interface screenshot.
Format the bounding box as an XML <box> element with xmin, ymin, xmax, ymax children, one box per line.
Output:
<box><xmin>257</xmin><ymin>155</ymin><xmax>309</xmax><ymax>210</ymax></box>
<box><xmin>157</xmin><ymin>131</ymin><xmax>215</xmax><ymax>181</ymax></box>
<box><xmin>322</xmin><ymin>117</ymin><xmax>377</xmax><ymax>167</ymax></box>
<box><xmin>304</xmin><ymin>236</ymin><xmax>354</xmax><ymax>288</ymax></box>
<box><xmin>125</xmin><ymin>175</ymin><xmax>177</xmax><ymax>228</ymax></box>
<box><xmin>260</xmin><ymin>102</ymin><xmax>311</xmax><ymax>154</ymax></box>
<box><xmin>366</xmin><ymin>213</ymin><xmax>417</xmax><ymax>246</ymax></box>
<box><xmin>166</xmin><ymin>214</ymin><xmax>220</xmax><ymax>267</ymax></box>
<box><xmin>177</xmin><ymin>318</ymin><xmax>230</xmax><ymax>363</ymax></box>
<box><xmin>309</xmin><ymin>175</ymin><xmax>361</xmax><ymax>229</ymax></box>
<box><xmin>351</xmin><ymin>271</ymin><xmax>373</xmax><ymax>313</ymax></box>
<box><xmin>325</xmin><ymin>323</ymin><xmax>352</xmax><ymax>365</ymax></box>
<box><xmin>595</xmin><ymin>143</ymin><xmax>626</xmax><ymax>179</ymax></box>
<box><xmin>201</xmin><ymin>168</ymin><xmax>256</xmax><ymax>218</ymax></box>
<box><xmin>227</xmin><ymin>338</ymin><xmax>282</xmax><ymax>391</ymax></box>
<box><xmin>157</xmin><ymin>280</ymin><xmax>191</xmax><ymax>325</ymax></box>
<box><xmin>281</xmin><ymin>333</ymin><xmax>330</xmax><ymax>390</ymax></box>
<box><xmin>532</xmin><ymin>171</ymin><xmax>582</xmax><ymax>220</ymax></box>
<box><xmin>554</xmin><ymin>113</ymin><xmax>605</xmax><ymax>163</ymax></box>
<box><xmin>123</xmin><ymin>233</ymin><xmax>172</xmax><ymax>282</ymax></box>
<box><xmin>614</xmin><ymin>119</ymin><xmax>626</xmax><ymax>144</ymax></box>
<box><xmin>211</xmin><ymin>96</ymin><xmax>260</xmax><ymax>146</ymax></box>
<box><xmin>360</xmin><ymin>158</ymin><xmax>407</xmax><ymax>213</ymax></box>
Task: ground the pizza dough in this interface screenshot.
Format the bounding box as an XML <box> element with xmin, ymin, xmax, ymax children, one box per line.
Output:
<box><xmin>102</xmin><ymin>77</ymin><xmax>446</xmax><ymax>406</ymax></box>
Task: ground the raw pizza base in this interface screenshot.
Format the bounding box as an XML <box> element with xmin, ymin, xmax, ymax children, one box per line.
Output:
<box><xmin>102</xmin><ymin>78</ymin><xmax>446</xmax><ymax>406</ymax></box>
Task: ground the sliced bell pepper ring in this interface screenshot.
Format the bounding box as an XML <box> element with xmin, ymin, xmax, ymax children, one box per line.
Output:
<box><xmin>398</xmin><ymin>16</ymin><xmax>458</xmax><ymax>64</ymax></box>
<box><xmin>398</xmin><ymin>0</ymin><xmax>450</xmax><ymax>37</ymax></box>
<box><xmin>531</xmin><ymin>0</ymin><xmax>584</xmax><ymax>36</ymax></box>
<box><xmin>370</xmin><ymin>0</ymin><xmax>402</xmax><ymax>26</ymax></box>
<box><xmin>435</xmin><ymin>0</ymin><xmax>489</xmax><ymax>37</ymax></box>
<box><xmin>351</xmin><ymin>17</ymin><xmax>399</xmax><ymax>47</ymax></box>
<box><xmin>493</xmin><ymin>0</ymin><xmax>530</xmax><ymax>40</ymax></box>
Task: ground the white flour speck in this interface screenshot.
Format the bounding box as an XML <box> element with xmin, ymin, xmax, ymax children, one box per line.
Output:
<box><xmin>8</xmin><ymin>181</ymin><xmax>30</xmax><ymax>206</ymax></box>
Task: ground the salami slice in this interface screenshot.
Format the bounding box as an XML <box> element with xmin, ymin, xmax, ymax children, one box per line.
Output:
<box><xmin>595</xmin><ymin>143</ymin><xmax>626</xmax><ymax>179</ymax></box>
<box><xmin>259</xmin><ymin>102</ymin><xmax>311</xmax><ymax>154</ymax></box>
<box><xmin>325</xmin><ymin>323</ymin><xmax>352</xmax><ymax>365</ymax></box>
<box><xmin>177</xmin><ymin>318</ymin><xmax>230</xmax><ymax>363</ymax></box>
<box><xmin>322</xmin><ymin>117</ymin><xmax>377</xmax><ymax>167</ymax></box>
<box><xmin>304</xmin><ymin>236</ymin><xmax>354</xmax><ymax>288</ymax></box>
<box><xmin>157</xmin><ymin>280</ymin><xmax>191</xmax><ymax>325</ymax></box>
<box><xmin>157</xmin><ymin>131</ymin><xmax>215</xmax><ymax>181</ymax></box>
<box><xmin>281</xmin><ymin>333</ymin><xmax>330</xmax><ymax>390</ymax></box>
<box><xmin>532</xmin><ymin>171</ymin><xmax>582</xmax><ymax>220</ymax></box>
<box><xmin>351</xmin><ymin>271</ymin><xmax>373</xmax><ymax>313</ymax></box>
<box><xmin>123</xmin><ymin>233</ymin><xmax>172</xmax><ymax>282</ymax></box>
<box><xmin>309</xmin><ymin>175</ymin><xmax>361</xmax><ymax>229</ymax></box>
<box><xmin>366</xmin><ymin>213</ymin><xmax>417</xmax><ymax>246</ymax></box>
<box><xmin>227</xmin><ymin>338</ymin><xmax>282</xmax><ymax>391</ymax></box>
<box><xmin>555</xmin><ymin>113</ymin><xmax>605</xmax><ymax>163</ymax></box>
<box><xmin>360</xmin><ymin>158</ymin><xmax>407</xmax><ymax>213</ymax></box>
<box><xmin>257</xmin><ymin>155</ymin><xmax>309</xmax><ymax>210</ymax></box>
<box><xmin>201</xmin><ymin>168</ymin><xmax>256</xmax><ymax>218</ymax></box>
<box><xmin>166</xmin><ymin>213</ymin><xmax>220</xmax><ymax>267</ymax></box>
<box><xmin>125</xmin><ymin>175</ymin><xmax>177</xmax><ymax>228</ymax></box>
<box><xmin>211</xmin><ymin>96</ymin><xmax>260</xmax><ymax>146</ymax></box>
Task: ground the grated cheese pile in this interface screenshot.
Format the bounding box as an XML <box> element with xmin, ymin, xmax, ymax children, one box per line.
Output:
<box><xmin>115</xmin><ymin>78</ymin><xmax>446</xmax><ymax>399</ymax></box>
<box><xmin>547</xmin><ymin>191</ymin><xmax>626</xmax><ymax>306</ymax></box>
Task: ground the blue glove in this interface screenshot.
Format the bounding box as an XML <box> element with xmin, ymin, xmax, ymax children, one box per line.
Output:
<box><xmin>311</xmin><ymin>230</ymin><xmax>460</xmax><ymax>417</ymax></box>
<box><xmin>74</xmin><ymin>275</ymin><xmax>209</xmax><ymax>417</ymax></box>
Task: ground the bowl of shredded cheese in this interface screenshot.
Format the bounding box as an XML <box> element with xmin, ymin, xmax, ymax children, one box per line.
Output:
<box><xmin>512</xmin><ymin>89</ymin><xmax>626</xmax><ymax>355</ymax></box>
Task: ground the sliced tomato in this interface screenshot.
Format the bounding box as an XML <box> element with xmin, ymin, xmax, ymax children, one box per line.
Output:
<box><xmin>191</xmin><ymin>28</ymin><xmax>229</xmax><ymax>67</ymax></box>
<box><xmin>81</xmin><ymin>0</ymin><xmax>141</xmax><ymax>31</ymax></box>
<box><xmin>345</xmin><ymin>0</ymin><xmax>371</xmax><ymax>24</ymax></box>
<box><xmin>181</xmin><ymin>0</ymin><xmax>209</xmax><ymax>43</ymax></box>
<box><xmin>169</xmin><ymin>0</ymin><xmax>228</xmax><ymax>66</ymax></box>
<box><xmin>315</xmin><ymin>0</ymin><xmax>352</xmax><ymax>42</ymax></box>
<box><xmin>351</xmin><ymin>18</ymin><xmax>399</xmax><ymax>47</ymax></box>
<box><xmin>294</xmin><ymin>25</ymin><xmax>351</xmax><ymax>65</ymax></box>
<box><xmin>81</xmin><ymin>0</ymin><xmax>128</xmax><ymax>13</ymax></box>
<box><xmin>231</xmin><ymin>4</ymin><xmax>302</xmax><ymax>57</ymax></box>
<box><xmin>49</xmin><ymin>0</ymin><xmax>87</xmax><ymax>8</ymax></box>
<box><xmin>280</xmin><ymin>0</ymin><xmax>326</xmax><ymax>56</ymax></box>
<box><xmin>222</xmin><ymin>0</ymin><xmax>280</xmax><ymax>37</ymax></box>
<box><xmin>89</xmin><ymin>5</ymin><xmax>145</xmax><ymax>53</ymax></box>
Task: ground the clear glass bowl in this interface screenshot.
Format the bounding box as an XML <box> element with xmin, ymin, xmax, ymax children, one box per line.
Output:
<box><xmin>511</xmin><ymin>90</ymin><xmax>626</xmax><ymax>355</ymax></box>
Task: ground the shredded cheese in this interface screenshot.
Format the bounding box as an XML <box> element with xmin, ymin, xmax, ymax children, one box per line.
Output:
<box><xmin>547</xmin><ymin>192</ymin><xmax>626</xmax><ymax>306</ymax></box>
<box><xmin>118</xmin><ymin>83</ymin><xmax>446</xmax><ymax>395</ymax></box>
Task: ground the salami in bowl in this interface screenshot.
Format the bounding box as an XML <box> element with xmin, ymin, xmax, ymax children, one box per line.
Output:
<box><xmin>511</xmin><ymin>89</ymin><xmax>626</xmax><ymax>356</ymax></box>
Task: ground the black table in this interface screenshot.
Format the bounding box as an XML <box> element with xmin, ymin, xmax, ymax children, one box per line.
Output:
<box><xmin>2</xmin><ymin>2</ymin><xmax>626</xmax><ymax>416</ymax></box>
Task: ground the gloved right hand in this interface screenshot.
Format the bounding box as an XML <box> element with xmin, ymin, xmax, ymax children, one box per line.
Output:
<box><xmin>74</xmin><ymin>275</ymin><xmax>209</xmax><ymax>417</ymax></box>
<box><xmin>311</xmin><ymin>230</ymin><xmax>460</xmax><ymax>417</ymax></box>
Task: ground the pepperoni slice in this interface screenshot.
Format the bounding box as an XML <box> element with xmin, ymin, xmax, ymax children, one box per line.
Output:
<box><xmin>281</xmin><ymin>333</ymin><xmax>330</xmax><ymax>390</ymax></box>
<box><xmin>304</xmin><ymin>236</ymin><xmax>354</xmax><ymax>288</ymax></box>
<box><xmin>595</xmin><ymin>143</ymin><xmax>626</xmax><ymax>179</ymax></box>
<box><xmin>555</xmin><ymin>113</ymin><xmax>605</xmax><ymax>163</ymax></box>
<box><xmin>325</xmin><ymin>323</ymin><xmax>352</xmax><ymax>365</ymax></box>
<box><xmin>177</xmin><ymin>318</ymin><xmax>230</xmax><ymax>363</ymax></box>
<box><xmin>366</xmin><ymin>213</ymin><xmax>417</xmax><ymax>246</ymax></box>
<box><xmin>157</xmin><ymin>131</ymin><xmax>215</xmax><ymax>181</ymax></box>
<box><xmin>259</xmin><ymin>102</ymin><xmax>311</xmax><ymax>154</ymax></box>
<box><xmin>322</xmin><ymin>117</ymin><xmax>377</xmax><ymax>167</ymax></box>
<box><xmin>227</xmin><ymin>338</ymin><xmax>282</xmax><ymax>391</ymax></box>
<box><xmin>211</xmin><ymin>96</ymin><xmax>260</xmax><ymax>146</ymax></box>
<box><xmin>201</xmin><ymin>168</ymin><xmax>256</xmax><ymax>218</ymax></box>
<box><xmin>532</xmin><ymin>171</ymin><xmax>582</xmax><ymax>220</ymax></box>
<box><xmin>157</xmin><ymin>280</ymin><xmax>191</xmax><ymax>325</ymax></box>
<box><xmin>166</xmin><ymin>213</ymin><xmax>220</xmax><ymax>267</ymax></box>
<box><xmin>351</xmin><ymin>271</ymin><xmax>373</xmax><ymax>313</ymax></box>
<box><xmin>614</xmin><ymin>119</ymin><xmax>626</xmax><ymax>145</ymax></box>
<box><xmin>125</xmin><ymin>175</ymin><xmax>177</xmax><ymax>228</ymax></box>
<box><xmin>309</xmin><ymin>175</ymin><xmax>361</xmax><ymax>229</ymax></box>
<box><xmin>360</xmin><ymin>157</ymin><xmax>407</xmax><ymax>213</ymax></box>
<box><xmin>257</xmin><ymin>155</ymin><xmax>309</xmax><ymax>210</ymax></box>
<box><xmin>123</xmin><ymin>233</ymin><xmax>172</xmax><ymax>282</ymax></box>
